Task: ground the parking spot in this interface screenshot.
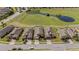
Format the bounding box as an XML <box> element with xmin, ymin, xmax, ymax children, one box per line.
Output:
<box><xmin>34</xmin><ymin>40</ymin><xmax>39</xmax><ymax>44</ymax></box>
<box><xmin>26</xmin><ymin>40</ymin><xmax>32</xmax><ymax>45</ymax></box>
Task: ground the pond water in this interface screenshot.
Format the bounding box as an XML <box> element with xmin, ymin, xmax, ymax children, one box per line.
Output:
<box><xmin>57</xmin><ymin>16</ymin><xmax>75</xmax><ymax>22</ymax></box>
<box><xmin>27</xmin><ymin>11</ymin><xmax>75</xmax><ymax>22</ymax></box>
<box><xmin>39</xmin><ymin>13</ymin><xmax>75</xmax><ymax>22</ymax></box>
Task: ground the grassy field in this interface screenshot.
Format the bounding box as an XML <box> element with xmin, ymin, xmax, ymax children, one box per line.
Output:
<box><xmin>7</xmin><ymin>8</ymin><xmax>79</xmax><ymax>27</ymax></box>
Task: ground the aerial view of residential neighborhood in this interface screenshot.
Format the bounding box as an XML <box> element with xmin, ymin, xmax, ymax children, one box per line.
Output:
<box><xmin>1</xmin><ymin>7</ymin><xmax>79</xmax><ymax>51</ymax></box>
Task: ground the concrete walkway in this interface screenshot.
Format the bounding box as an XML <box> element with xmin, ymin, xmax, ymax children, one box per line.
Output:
<box><xmin>0</xmin><ymin>12</ymin><xmax>20</xmax><ymax>25</ymax></box>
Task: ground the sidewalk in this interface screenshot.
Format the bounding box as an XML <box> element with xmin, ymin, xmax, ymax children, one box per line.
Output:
<box><xmin>0</xmin><ymin>12</ymin><xmax>20</xmax><ymax>25</ymax></box>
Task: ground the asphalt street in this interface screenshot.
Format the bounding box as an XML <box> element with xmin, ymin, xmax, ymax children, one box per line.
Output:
<box><xmin>0</xmin><ymin>44</ymin><xmax>79</xmax><ymax>51</ymax></box>
<box><xmin>0</xmin><ymin>12</ymin><xmax>20</xmax><ymax>25</ymax></box>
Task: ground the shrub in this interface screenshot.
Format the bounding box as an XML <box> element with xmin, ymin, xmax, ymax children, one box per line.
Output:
<box><xmin>46</xmin><ymin>13</ymin><xmax>50</xmax><ymax>16</ymax></box>
<box><xmin>12</xmin><ymin>48</ymin><xmax>17</xmax><ymax>50</ymax></box>
<box><xmin>18</xmin><ymin>48</ymin><xmax>23</xmax><ymax>50</ymax></box>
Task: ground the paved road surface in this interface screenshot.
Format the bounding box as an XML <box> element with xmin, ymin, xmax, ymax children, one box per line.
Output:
<box><xmin>0</xmin><ymin>12</ymin><xmax>20</xmax><ymax>25</ymax></box>
<box><xmin>0</xmin><ymin>44</ymin><xmax>79</xmax><ymax>51</ymax></box>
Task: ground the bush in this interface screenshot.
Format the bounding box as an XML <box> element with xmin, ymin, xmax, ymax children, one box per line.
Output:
<box><xmin>8</xmin><ymin>11</ymin><xmax>14</xmax><ymax>15</ymax></box>
<box><xmin>46</xmin><ymin>13</ymin><xmax>50</xmax><ymax>16</ymax></box>
<box><xmin>12</xmin><ymin>48</ymin><xmax>17</xmax><ymax>50</ymax></box>
<box><xmin>18</xmin><ymin>48</ymin><xmax>23</xmax><ymax>50</ymax></box>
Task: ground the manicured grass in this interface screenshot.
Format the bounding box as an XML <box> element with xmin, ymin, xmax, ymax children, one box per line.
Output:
<box><xmin>0</xmin><ymin>38</ymin><xmax>9</xmax><ymax>44</ymax></box>
<box><xmin>7</xmin><ymin>8</ymin><xmax>79</xmax><ymax>27</ymax></box>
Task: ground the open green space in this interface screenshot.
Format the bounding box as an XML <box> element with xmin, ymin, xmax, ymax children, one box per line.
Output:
<box><xmin>7</xmin><ymin>8</ymin><xmax>79</xmax><ymax>27</ymax></box>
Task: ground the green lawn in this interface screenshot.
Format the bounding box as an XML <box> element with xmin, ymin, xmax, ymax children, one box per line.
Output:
<box><xmin>7</xmin><ymin>8</ymin><xmax>79</xmax><ymax>27</ymax></box>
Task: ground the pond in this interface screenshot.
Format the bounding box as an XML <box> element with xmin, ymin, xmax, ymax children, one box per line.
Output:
<box><xmin>39</xmin><ymin>13</ymin><xmax>75</xmax><ymax>22</ymax></box>
<box><xmin>27</xmin><ymin>11</ymin><xmax>75</xmax><ymax>22</ymax></box>
<box><xmin>57</xmin><ymin>16</ymin><xmax>75</xmax><ymax>22</ymax></box>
